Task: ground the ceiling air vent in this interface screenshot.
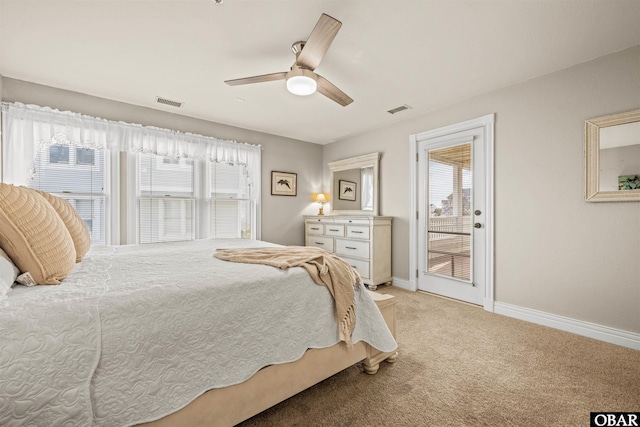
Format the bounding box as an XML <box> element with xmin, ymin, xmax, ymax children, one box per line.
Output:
<box><xmin>156</xmin><ymin>96</ymin><xmax>183</xmax><ymax>108</ymax></box>
<box><xmin>387</xmin><ymin>104</ymin><xmax>412</xmax><ymax>115</ymax></box>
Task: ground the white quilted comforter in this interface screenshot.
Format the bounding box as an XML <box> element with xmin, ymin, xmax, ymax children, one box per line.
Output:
<box><xmin>0</xmin><ymin>238</ymin><xmax>397</xmax><ymax>426</ymax></box>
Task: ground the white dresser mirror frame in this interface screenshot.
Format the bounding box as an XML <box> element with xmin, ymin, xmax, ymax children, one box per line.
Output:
<box><xmin>328</xmin><ymin>152</ymin><xmax>380</xmax><ymax>215</ymax></box>
<box><xmin>585</xmin><ymin>108</ymin><xmax>640</xmax><ymax>202</ymax></box>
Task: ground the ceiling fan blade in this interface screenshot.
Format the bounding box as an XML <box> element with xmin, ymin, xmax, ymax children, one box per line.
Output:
<box><xmin>224</xmin><ymin>72</ymin><xmax>287</xmax><ymax>86</ymax></box>
<box><xmin>316</xmin><ymin>75</ymin><xmax>353</xmax><ymax>107</ymax></box>
<box><xmin>296</xmin><ymin>13</ymin><xmax>342</xmax><ymax>71</ymax></box>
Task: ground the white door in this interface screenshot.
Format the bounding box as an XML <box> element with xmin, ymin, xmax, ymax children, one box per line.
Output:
<box><xmin>417</xmin><ymin>126</ymin><xmax>487</xmax><ymax>305</ymax></box>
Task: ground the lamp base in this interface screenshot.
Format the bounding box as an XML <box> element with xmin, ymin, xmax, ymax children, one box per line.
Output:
<box><xmin>317</xmin><ymin>206</ymin><xmax>324</xmax><ymax>216</ymax></box>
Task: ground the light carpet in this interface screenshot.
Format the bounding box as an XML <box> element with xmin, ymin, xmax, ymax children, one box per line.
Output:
<box><xmin>239</xmin><ymin>286</ymin><xmax>640</xmax><ymax>426</ymax></box>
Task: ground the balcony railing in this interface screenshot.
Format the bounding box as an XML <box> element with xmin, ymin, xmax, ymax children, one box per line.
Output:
<box><xmin>427</xmin><ymin>215</ymin><xmax>471</xmax><ymax>281</ymax></box>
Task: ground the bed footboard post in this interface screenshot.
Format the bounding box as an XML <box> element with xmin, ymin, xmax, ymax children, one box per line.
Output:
<box><xmin>364</xmin><ymin>290</ymin><xmax>398</xmax><ymax>375</ymax></box>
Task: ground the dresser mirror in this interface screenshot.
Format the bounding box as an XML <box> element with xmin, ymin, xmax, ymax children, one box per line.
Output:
<box><xmin>585</xmin><ymin>109</ymin><xmax>640</xmax><ymax>202</ymax></box>
<box><xmin>328</xmin><ymin>152</ymin><xmax>380</xmax><ymax>215</ymax></box>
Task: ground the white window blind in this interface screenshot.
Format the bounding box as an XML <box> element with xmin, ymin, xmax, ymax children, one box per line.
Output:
<box><xmin>28</xmin><ymin>144</ymin><xmax>108</xmax><ymax>245</ymax></box>
<box><xmin>210</xmin><ymin>162</ymin><xmax>252</xmax><ymax>238</ymax></box>
<box><xmin>138</xmin><ymin>154</ymin><xmax>195</xmax><ymax>244</ymax></box>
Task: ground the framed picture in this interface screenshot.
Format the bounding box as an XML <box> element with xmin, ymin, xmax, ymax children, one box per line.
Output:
<box><xmin>618</xmin><ymin>174</ymin><xmax>640</xmax><ymax>190</ymax></box>
<box><xmin>338</xmin><ymin>180</ymin><xmax>357</xmax><ymax>201</ymax></box>
<box><xmin>271</xmin><ymin>171</ymin><xmax>297</xmax><ymax>196</ymax></box>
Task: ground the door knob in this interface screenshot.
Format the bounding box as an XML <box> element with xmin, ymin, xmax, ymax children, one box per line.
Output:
<box><xmin>474</xmin><ymin>223</ymin><xmax>482</xmax><ymax>229</ymax></box>
<box><xmin>474</xmin><ymin>210</ymin><xmax>482</xmax><ymax>216</ymax></box>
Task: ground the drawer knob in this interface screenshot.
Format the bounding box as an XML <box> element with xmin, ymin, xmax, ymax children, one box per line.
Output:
<box><xmin>352</xmin><ymin>231</ymin><xmax>363</xmax><ymax>234</ymax></box>
<box><xmin>346</xmin><ymin>246</ymin><xmax>357</xmax><ymax>250</ymax></box>
<box><xmin>329</xmin><ymin>228</ymin><xmax>339</xmax><ymax>232</ymax></box>
<box><xmin>315</xmin><ymin>242</ymin><xmax>324</xmax><ymax>245</ymax></box>
<box><xmin>311</xmin><ymin>227</ymin><xmax>320</xmax><ymax>230</ymax></box>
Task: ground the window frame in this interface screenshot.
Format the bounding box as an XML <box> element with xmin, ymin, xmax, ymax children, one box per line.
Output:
<box><xmin>127</xmin><ymin>152</ymin><xmax>258</xmax><ymax>245</ymax></box>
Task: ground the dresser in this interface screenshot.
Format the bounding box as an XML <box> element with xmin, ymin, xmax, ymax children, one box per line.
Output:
<box><xmin>304</xmin><ymin>215</ymin><xmax>392</xmax><ymax>290</ymax></box>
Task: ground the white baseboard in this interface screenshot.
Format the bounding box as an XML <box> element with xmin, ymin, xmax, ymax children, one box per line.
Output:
<box><xmin>388</xmin><ymin>279</ymin><xmax>639</xmax><ymax>351</ymax></box>
<box><xmin>494</xmin><ymin>301</ymin><xmax>640</xmax><ymax>351</ymax></box>
<box><xmin>391</xmin><ymin>277</ymin><xmax>413</xmax><ymax>291</ymax></box>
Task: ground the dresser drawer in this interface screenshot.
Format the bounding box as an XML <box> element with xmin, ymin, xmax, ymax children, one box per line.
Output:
<box><xmin>335</xmin><ymin>239</ymin><xmax>369</xmax><ymax>259</ymax></box>
<box><xmin>342</xmin><ymin>257</ymin><xmax>370</xmax><ymax>279</ymax></box>
<box><xmin>306</xmin><ymin>236</ymin><xmax>334</xmax><ymax>251</ymax></box>
<box><xmin>307</xmin><ymin>217</ymin><xmax>334</xmax><ymax>223</ymax></box>
<box><xmin>305</xmin><ymin>223</ymin><xmax>324</xmax><ymax>235</ymax></box>
<box><xmin>346</xmin><ymin>226</ymin><xmax>369</xmax><ymax>240</ymax></box>
<box><xmin>335</xmin><ymin>218</ymin><xmax>370</xmax><ymax>225</ymax></box>
<box><xmin>324</xmin><ymin>224</ymin><xmax>345</xmax><ymax>237</ymax></box>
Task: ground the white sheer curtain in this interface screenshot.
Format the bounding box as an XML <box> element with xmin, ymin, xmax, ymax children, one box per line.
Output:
<box><xmin>1</xmin><ymin>102</ymin><xmax>261</xmax><ymax>203</ymax></box>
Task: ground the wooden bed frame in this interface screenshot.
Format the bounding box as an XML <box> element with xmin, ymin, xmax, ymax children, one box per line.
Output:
<box><xmin>140</xmin><ymin>291</ymin><xmax>398</xmax><ymax>427</ymax></box>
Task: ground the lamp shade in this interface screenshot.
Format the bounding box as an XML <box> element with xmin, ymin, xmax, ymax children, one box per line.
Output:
<box><xmin>315</xmin><ymin>193</ymin><xmax>327</xmax><ymax>203</ymax></box>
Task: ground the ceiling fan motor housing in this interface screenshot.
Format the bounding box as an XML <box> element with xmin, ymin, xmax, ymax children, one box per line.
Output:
<box><xmin>291</xmin><ymin>41</ymin><xmax>306</xmax><ymax>55</ymax></box>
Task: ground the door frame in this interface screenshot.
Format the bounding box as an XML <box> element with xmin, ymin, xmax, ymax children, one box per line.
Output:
<box><xmin>409</xmin><ymin>114</ymin><xmax>495</xmax><ymax>312</ymax></box>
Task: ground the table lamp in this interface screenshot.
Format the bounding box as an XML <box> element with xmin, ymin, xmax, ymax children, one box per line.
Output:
<box><xmin>315</xmin><ymin>193</ymin><xmax>327</xmax><ymax>216</ymax></box>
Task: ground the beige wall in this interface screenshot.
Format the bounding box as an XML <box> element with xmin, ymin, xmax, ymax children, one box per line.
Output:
<box><xmin>1</xmin><ymin>77</ymin><xmax>323</xmax><ymax>246</ymax></box>
<box><xmin>324</xmin><ymin>46</ymin><xmax>640</xmax><ymax>334</ymax></box>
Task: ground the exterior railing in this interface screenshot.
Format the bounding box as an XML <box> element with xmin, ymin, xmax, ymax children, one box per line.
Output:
<box><xmin>427</xmin><ymin>216</ymin><xmax>471</xmax><ymax>240</ymax></box>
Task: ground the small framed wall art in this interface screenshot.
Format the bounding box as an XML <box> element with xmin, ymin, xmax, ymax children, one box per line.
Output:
<box><xmin>271</xmin><ymin>171</ymin><xmax>297</xmax><ymax>196</ymax></box>
<box><xmin>338</xmin><ymin>180</ymin><xmax>357</xmax><ymax>201</ymax></box>
<box><xmin>618</xmin><ymin>175</ymin><xmax>640</xmax><ymax>190</ymax></box>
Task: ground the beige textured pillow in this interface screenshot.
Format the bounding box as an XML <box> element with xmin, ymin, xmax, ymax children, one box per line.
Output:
<box><xmin>0</xmin><ymin>183</ymin><xmax>76</xmax><ymax>285</ymax></box>
<box><xmin>31</xmin><ymin>189</ymin><xmax>91</xmax><ymax>262</ymax></box>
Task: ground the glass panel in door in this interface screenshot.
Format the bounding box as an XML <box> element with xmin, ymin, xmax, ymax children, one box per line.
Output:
<box><xmin>427</xmin><ymin>143</ymin><xmax>472</xmax><ymax>282</ymax></box>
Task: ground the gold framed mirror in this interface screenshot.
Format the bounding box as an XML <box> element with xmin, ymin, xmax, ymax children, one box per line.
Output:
<box><xmin>585</xmin><ymin>108</ymin><xmax>640</xmax><ymax>202</ymax></box>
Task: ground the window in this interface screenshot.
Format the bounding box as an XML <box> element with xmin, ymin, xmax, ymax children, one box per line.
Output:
<box><xmin>29</xmin><ymin>144</ymin><xmax>108</xmax><ymax>245</ymax></box>
<box><xmin>76</xmin><ymin>148</ymin><xmax>95</xmax><ymax>165</ymax></box>
<box><xmin>162</xmin><ymin>157</ymin><xmax>180</xmax><ymax>165</ymax></box>
<box><xmin>2</xmin><ymin>102</ymin><xmax>261</xmax><ymax>247</ymax></box>
<box><xmin>27</xmin><ymin>149</ymin><xmax>257</xmax><ymax>247</ymax></box>
<box><xmin>138</xmin><ymin>154</ymin><xmax>195</xmax><ymax>244</ymax></box>
<box><xmin>210</xmin><ymin>162</ymin><xmax>252</xmax><ymax>239</ymax></box>
<box><xmin>49</xmin><ymin>145</ymin><xmax>69</xmax><ymax>164</ymax></box>
<box><xmin>135</xmin><ymin>156</ymin><xmax>256</xmax><ymax>243</ymax></box>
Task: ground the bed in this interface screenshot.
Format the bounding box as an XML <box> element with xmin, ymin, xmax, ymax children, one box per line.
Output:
<box><xmin>0</xmin><ymin>236</ymin><xmax>398</xmax><ymax>426</ymax></box>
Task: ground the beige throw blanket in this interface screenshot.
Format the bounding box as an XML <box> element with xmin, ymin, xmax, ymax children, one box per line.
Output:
<box><xmin>214</xmin><ymin>246</ymin><xmax>362</xmax><ymax>346</ymax></box>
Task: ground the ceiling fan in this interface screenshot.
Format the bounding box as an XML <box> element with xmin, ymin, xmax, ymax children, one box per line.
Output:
<box><xmin>224</xmin><ymin>13</ymin><xmax>353</xmax><ymax>107</ymax></box>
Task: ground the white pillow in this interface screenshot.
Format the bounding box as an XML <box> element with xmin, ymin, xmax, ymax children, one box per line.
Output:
<box><xmin>0</xmin><ymin>247</ymin><xmax>19</xmax><ymax>298</ymax></box>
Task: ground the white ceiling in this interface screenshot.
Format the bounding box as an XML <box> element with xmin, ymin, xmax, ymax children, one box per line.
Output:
<box><xmin>1</xmin><ymin>0</ymin><xmax>639</xmax><ymax>145</ymax></box>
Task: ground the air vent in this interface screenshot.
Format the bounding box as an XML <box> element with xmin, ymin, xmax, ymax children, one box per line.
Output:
<box><xmin>156</xmin><ymin>97</ymin><xmax>183</xmax><ymax>108</ymax></box>
<box><xmin>387</xmin><ymin>104</ymin><xmax>412</xmax><ymax>115</ymax></box>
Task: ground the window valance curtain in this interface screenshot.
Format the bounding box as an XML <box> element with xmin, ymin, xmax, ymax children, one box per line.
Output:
<box><xmin>1</xmin><ymin>102</ymin><xmax>261</xmax><ymax>201</ymax></box>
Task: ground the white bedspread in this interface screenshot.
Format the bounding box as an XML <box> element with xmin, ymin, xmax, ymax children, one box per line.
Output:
<box><xmin>0</xmin><ymin>239</ymin><xmax>397</xmax><ymax>426</ymax></box>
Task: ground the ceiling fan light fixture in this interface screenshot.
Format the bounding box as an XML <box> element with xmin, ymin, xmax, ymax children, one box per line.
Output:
<box><xmin>286</xmin><ymin>68</ymin><xmax>317</xmax><ymax>96</ymax></box>
<box><xmin>224</xmin><ymin>14</ymin><xmax>352</xmax><ymax>105</ymax></box>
